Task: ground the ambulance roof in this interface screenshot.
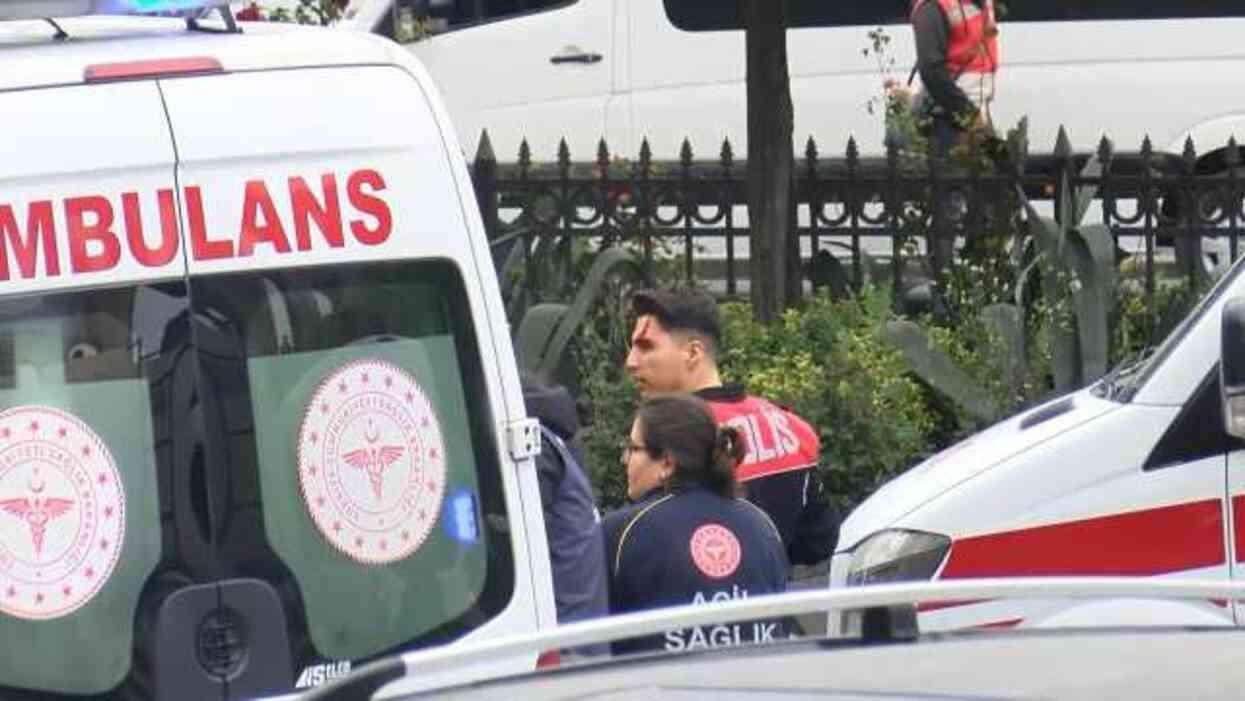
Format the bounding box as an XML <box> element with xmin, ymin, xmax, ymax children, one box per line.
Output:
<box><xmin>0</xmin><ymin>16</ymin><xmax>407</xmax><ymax>91</ymax></box>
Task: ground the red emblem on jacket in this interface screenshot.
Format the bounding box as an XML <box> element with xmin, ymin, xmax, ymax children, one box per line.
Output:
<box><xmin>690</xmin><ymin>523</ymin><xmax>743</xmax><ymax>579</ymax></box>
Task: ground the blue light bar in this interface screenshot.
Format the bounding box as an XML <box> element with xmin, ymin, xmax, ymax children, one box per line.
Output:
<box><xmin>0</xmin><ymin>0</ymin><xmax>229</xmax><ymax>20</ymax></box>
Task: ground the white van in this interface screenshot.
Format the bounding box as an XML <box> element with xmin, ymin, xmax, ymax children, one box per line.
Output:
<box><xmin>0</xmin><ymin>3</ymin><xmax>554</xmax><ymax>698</ymax></box>
<box><xmin>344</xmin><ymin>0</ymin><xmax>1245</xmax><ymax>175</ymax></box>
<box><xmin>829</xmin><ymin>249</ymin><xmax>1245</xmax><ymax>631</ymax></box>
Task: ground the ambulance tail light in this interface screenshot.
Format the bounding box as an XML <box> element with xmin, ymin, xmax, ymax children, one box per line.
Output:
<box><xmin>85</xmin><ymin>56</ymin><xmax>222</xmax><ymax>82</ymax></box>
<box><xmin>845</xmin><ymin>529</ymin><xmax>951</xmax><ymax>587</ymax></box>
<box><xmin>535</xmin><ymin>649</ymin><xmax>561</xmax><ymax>670</ymax></box>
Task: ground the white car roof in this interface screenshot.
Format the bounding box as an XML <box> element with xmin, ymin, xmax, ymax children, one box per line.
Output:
<box><xmin>0</xmin><ymin>16</ymin><xmax>403</xmax><ymax>91</ymax></box>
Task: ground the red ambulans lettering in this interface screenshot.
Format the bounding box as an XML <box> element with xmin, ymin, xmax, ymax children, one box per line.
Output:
<box><xmin>65</xmin><ymin>196</ymin><xmax>122</xmax><ymax>273</ymax></box>
<box><xmin>123</xmin><ymin>190</ymin><xmax>180</xmax><ymax>268</ymax></box>
<box><xmin>185</xmin><ymin>185</ymin><xmax>231</xmax><ymax>260</ymax></box>
<box><xmin>347</xmin><ymin>169</ymin><xmax>392</xmax><ymax>245</ymax></box>
<box><xmin>0</xmin><ymin>201</ymin><xmax>58</xmax><ymax>280</ymax></box>
<box><xmin>238</xmin><ymin>180</ymin><xmax>292</xmax><ymax>257</ymax></box>
<box><xmin>0</xmin><ymin>169</ymin><xmax>394</xmax><ymax>281</ymax></box>
<box><xmin>290</xmin><ymin>174</ymin><xmax>344</xmax><ymax>251</ymax></box>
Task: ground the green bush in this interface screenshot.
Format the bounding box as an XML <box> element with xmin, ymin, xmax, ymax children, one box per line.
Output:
<box><xmin>720</xmin><ymin>289</ymin><xmax>935</xmax><ymax>514</ymax></box>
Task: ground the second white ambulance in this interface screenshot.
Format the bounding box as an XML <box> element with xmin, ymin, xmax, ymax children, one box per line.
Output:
<box><xmin>835</xmin><ymin>254</ymin><xmax>1245</xmax><ymax>631</ymax></box>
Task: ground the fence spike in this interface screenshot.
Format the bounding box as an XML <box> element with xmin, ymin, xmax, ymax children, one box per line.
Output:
<box><xmin>596</xmin><ymin>138</ymin><xmax>611</xmax><ymax>171</ymax></box>
<box><xmin>1182</xmin><ymin>136</ymin><xmax>1198</xmax><ymax>171</ymax></box>
<box><xmin>846</xmin><ymin>136</ymin><xmax>859</xmax><ymax>170</ymax></box>
<box><xmin>1228</xmin><ymin>136</ymin><xmax>1241</xmax><ymax>168</ymax></box>
<box><xmin>1140</xmin><ymin>135</ymin><xmax>1154</xmax><ymax>166</ymax></box>
<box><xmin>474</xmin><ymin>129</ymin><xmax>495</xmax><ymax>166</ymax></box>
<box><xmin>639</xmin><ymin>138</ymin><xmax>653</xmax><ymax>176</ymax></box>
<box><xmin>518</xmin><ymin>138</ymin><xmax>532</xmax><ymax>175</ymax></box>
<box><xmin>1094</xmin><ymin>135</ymin><xmax>1113</xmax><ymax>166</ymax></box>
<box><xmin>720</xmin><ymin>138</ymin><xmax>734</xmax><ymax>171</ymax></box>
<box><xmin>1054</xmin><ymin>126</ymin><xmax>1073</xmax><ymax>160</ymax></box>
<box><xmin>680</xmin><ymin>138</ymin><xmax>695</xmax><ymax>169</ymax></box>
<box><xmin>557</xmin><ymin>138</ymin><xmax>571</xmax><ymax>172</ymax></box>
<box><xmin>805</xmin><ymin>136</ymin><xmax>819</xmax><ymax>164</ymax></box>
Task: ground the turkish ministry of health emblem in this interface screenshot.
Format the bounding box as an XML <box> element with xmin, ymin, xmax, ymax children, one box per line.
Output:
<box><xmin>689</xmin><ymin>523</ymin><xmax>742</xmax><ymax>579</ymax></box>
<box><xmin>298</xmin><ymin>358</ymin><xmax>447</xmax><ymax>565</ymax></box>
<box><xmin>0</xmin><ymin>406</ymin><xmax>125</xmax><ymax>620</ymax></box>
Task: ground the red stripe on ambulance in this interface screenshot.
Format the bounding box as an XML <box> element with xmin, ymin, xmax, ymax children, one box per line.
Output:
<box><xmin>939</xmin><ymin>499</ymin><xmax>1224</xmax><ymax>578</ymax></box>
<box><xmin>1232</xmin><ymin>495</ymin><xmax>1245</xmax><ymax>563</ymax></box>
<box><xmin>0</xmin><ymin>168</ymin><xmax>392</xmax><ymax>281</ymax></box>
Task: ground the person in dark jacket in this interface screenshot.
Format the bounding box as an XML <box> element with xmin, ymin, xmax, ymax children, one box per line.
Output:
<box><xmin>602</xmin><ymin>394</ymin><xmax>788</xmax><ymax>655</ymax></box>
<box><xmin>910</xmin><ymin>0</ymin><xmax>1000</xmax><ymax>156</ymax></box>
<box><xmin>623</xmin><ymin>288</ymin><xmax>839</xmax><ymax>567</ymax></box>
<box><xmin>520</xmin><ymin>374</ymin><xmax>609</xmax><ymax>636</ymax></box>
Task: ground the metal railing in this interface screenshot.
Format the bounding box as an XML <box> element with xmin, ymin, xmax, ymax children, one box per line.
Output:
<box><xmin>471</xmin><ymin>127</ymin><xmax>1245</xmax><ymax>317</ymax></box>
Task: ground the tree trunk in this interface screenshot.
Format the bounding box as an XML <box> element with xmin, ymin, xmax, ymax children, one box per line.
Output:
<box><xmin>742</xmin><ymin>0</ymin><xmax>796</xmax><ymax>323</ymax></box>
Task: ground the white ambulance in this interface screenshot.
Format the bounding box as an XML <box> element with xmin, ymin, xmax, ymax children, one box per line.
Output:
<box><xmin>832</xmin><ymin>253</ymin><xmax>1245</xmax><ymax>632</ymax></box>
<box><xmin>0</xmin><ymin>2</ymin><xmax>555</xmax><ymax>698</ymax></box>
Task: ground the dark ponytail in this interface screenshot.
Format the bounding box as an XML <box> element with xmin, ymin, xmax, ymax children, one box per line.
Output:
<box><xmin>635</xmin><ymin>394</ymin><xmax>742</xmax><ymax>499</ymax></box>
<box><xmin>709</xmin><ymin>424</ymin><xmax>746</xmax><ymax>496</ymax></box>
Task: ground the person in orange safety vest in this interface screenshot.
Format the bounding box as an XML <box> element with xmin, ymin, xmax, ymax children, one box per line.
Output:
<box><xmin>908</xmin><ymin>0</ymin><xmax>1000</xmax><ymax>155</ymax></box>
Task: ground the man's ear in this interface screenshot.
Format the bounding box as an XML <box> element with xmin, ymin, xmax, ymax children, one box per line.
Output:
<box><xmin>683</xmin><ymin>336</ymin><xmax>706</xmax><ymax>367</ymax></box>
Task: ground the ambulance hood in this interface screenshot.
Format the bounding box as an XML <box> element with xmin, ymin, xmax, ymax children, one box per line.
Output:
<box><xmin>838</xmin><ymin>388</ymin><xmax>1120</xmax><ymax>551</ymax></box>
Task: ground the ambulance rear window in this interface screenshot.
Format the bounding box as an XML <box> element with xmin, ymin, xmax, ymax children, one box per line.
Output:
<box><xmin>0</xmin><ymin>285</ymin><xmax>176</xmax><ymax>696</ymax></box>
<box><xmin>189</xmin><ymin>259</ymin><xmax>513</xmax><ymax>662</ymax></box>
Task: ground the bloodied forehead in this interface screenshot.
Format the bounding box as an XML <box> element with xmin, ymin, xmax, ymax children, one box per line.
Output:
<box><xmin>631</xmin><ymin>315</ymin><xmax>664</xmax><ymax>348</ymax></box>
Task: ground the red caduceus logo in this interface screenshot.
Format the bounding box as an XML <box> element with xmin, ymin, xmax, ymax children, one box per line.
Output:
<box><xmin>690</xmin><ymin>523</ymin><xmax>743</xmax><ymax>579</ymax></box>
<box><xmin>298</xmin><ymin>358</ymin><xmax>448</xmax><ymax>566</ymax></box>
<box><xmin>0</xmin><ymin>473</ymin><xmax>74</xmax><ymax>557</ymax></box>
<box><xmin>0</xmin><ymin>405</ymin><xmax>126</xmax><ymax>621</ymax></box>
<box><xmin>340</xmin><ymin>420</ymin><xmax>406</xmax><ymax>504</ymax></box>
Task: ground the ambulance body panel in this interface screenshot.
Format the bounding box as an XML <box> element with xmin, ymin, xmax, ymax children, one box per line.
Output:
<box><xmin>0</xmin><ymin>11</ymin><xmax>553</xmax><ymax>700</ymax></box>
<box><xmin>834</xmin><ymin>258</ymin><xmax>1245</xmax><ymax>632</ymax></box>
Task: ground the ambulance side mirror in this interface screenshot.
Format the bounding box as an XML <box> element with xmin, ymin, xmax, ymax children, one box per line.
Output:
<box><xmin>1220</xmin><ymin>297</ymin><xmax>1245</xmax><ymax>440</ymax></box>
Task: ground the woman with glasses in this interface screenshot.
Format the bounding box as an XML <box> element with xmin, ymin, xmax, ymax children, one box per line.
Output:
<box><xmin>602</xmin><ymin>393</ymin><xmax>789</xmax><ymax>655</ymax></box>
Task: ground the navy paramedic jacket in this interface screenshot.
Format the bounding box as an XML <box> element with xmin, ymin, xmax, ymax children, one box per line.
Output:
<box><xmin>602</xmin><ymin>486</ymin><xmax>789</xmax><ymax>655</ymax></box>
<box><xmin>521</xmin><ymin>379</ymin><xmax>609</xmax><ymax>628</ymax></box>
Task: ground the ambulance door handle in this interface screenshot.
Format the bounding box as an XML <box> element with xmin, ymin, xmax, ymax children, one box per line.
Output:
<box><xmin>550</xmin><ymin>50</ymin><xmax>603</xmax><ymax>65</ymax></box>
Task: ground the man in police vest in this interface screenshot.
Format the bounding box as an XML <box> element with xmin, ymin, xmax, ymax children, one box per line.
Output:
<box><xmin>624</xmin><ymin>288</ymin><xmax>838</xmax><ymax>566</ymax></box>
<box><xmin>909</xmin><ymin>0</ymin><xmax>1000</xmax><ymax>156</ymax></box>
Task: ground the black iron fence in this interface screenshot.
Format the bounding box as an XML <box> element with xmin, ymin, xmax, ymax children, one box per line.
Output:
<box><xmin>471</xmin><ymin>127</ymin><xmax>1245</xmax><ymax>312</ymax></box>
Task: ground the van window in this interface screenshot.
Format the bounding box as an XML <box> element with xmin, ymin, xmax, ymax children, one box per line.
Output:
<box><xmin>376</xmin><ymin>0</ymin><xmax>573</xmax><ymax>39</ymax></box>
<box><xmin>1006</xmin><ymin>0</ymin><xmax>1245</xmax><ymax>21</ymax></box>
<box><xmin>664</xmin><ymin>1</ymin><xmax>908</xmax><ymax>31</ymax></box>
<box><xmin>0</xmin><ymin>285</ymin><xmax>177</xmax><ymax>696</ymax></box>
<box><xmin>190</xmin><ymin>259</ymin><xmax>514</xmax><ymax>661</ymax></box>
<box><xmin>664</xmin><ymin>0</ymin><xmax>1245</xmax><ymax>31</ymax></box>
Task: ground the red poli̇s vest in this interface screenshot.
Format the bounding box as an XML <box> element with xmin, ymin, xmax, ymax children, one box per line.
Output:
<box><xmin>706</xmin><ymin>396</ymin><xmax>820</xmax><ymax>482</ymax></box>
<box><xmin>912</xmin><ymin>0</ymin><xmax>999</xmax><ymax>77</ymax></box>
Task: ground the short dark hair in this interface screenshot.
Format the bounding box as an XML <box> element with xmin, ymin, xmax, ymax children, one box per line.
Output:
<box><xmin>630</xmin><ymin>287</ymin><xmax>722</xmax><ymax>358</ymax></box>
<box><xmin>635</xmin><ymin>394</ymin><xmax>744</xmax><ymax>499</ymax></box>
